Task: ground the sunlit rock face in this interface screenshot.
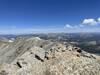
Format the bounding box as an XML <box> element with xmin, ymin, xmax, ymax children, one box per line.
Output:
<box><xmin>0</xmin><ymin>37</ymin><xmax>100</xmax><ymax>75</ymax></box>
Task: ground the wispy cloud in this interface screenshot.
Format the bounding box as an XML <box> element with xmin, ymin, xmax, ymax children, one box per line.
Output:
<box><xmin>65</xmin><ymin>24</ymin><xmax>83</xmax><ymax>29</ymax></box>
<box><xmin>0</xmin><ymin>26</ymin><xmax>66</xmax><ymax>34</ymax></box>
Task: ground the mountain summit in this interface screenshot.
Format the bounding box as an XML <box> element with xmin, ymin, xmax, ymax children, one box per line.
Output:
<box><xmin>0</xmin><ymin>36</ymin><xmax>100</xmax><ymax>75</ymax></box>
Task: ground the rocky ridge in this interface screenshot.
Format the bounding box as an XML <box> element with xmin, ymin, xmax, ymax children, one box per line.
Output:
<box><xmin>0</xmin><ymin>37</ymin><xmax>100</xmax><ymax>75</ymax></box>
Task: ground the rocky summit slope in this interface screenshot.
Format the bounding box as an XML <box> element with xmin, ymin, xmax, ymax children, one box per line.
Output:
<box><xmin>0</xmin><ymin>37</ymin><xmax>100</xmax><ymax>75</ymax></box>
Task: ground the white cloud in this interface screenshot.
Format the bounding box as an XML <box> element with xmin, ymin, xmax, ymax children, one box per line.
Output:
<box><xmin>65</xmin><ymin>24</ymin><xmax>85</xmax><ymax>29</ymax></box>
<box><xmin>82</xmin><ymin>19</ymin><xmax>97</xmax><ymax>26</ymax></box>
<box><xmin>97</xmin><ymin>18</ymin><xmax>100</xmax><ymax>22</ymax></box>
<box><xmin>65</xmin><ymin>24</ymin><xmax>73</xmax><ymax>28</ymax></box>
<box><xmin>82</xmin><ymin>17</ymin><xmax>100</xmax><ymax>26</ymax></box>
<box><xmin>64</xmin><ymin>17</ymin><xmax>100</xmax><ymax>33</ymax></box>
<box><xmin>65</xmin><ymin>24</ymin><xmax>84</xmax><ymax>29</ymax></box>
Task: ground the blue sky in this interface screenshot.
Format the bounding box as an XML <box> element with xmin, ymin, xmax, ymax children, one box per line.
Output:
<box><xmin>0</xmin><ymin>0</ymin><xmax>100</xmax><ymax>34</ymax></box>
